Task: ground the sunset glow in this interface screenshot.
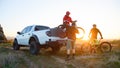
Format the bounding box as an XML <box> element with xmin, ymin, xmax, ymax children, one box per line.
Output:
<box><xmin>0</xmin><ymin>0</ymin><xmax>120</xmax><ymax>40</ymax></box>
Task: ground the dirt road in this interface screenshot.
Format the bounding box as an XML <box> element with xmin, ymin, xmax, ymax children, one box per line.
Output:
<box><xmin>0</xmin><ymin>43</ymin><xmax>120</xmax><ymax>68</ymax></box>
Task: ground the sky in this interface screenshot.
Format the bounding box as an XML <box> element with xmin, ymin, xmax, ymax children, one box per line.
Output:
<box><xmin>0</xmin><ymin>0</ymin><xmax>120</xmax><ymax>40</ymax></box>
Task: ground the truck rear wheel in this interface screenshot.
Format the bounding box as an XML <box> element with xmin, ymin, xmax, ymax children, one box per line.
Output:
<box><xmin>51</xmin><ymin>46</ymin><xmax>60</xmax><ymax>52</ymax></box>
<box><xmin>51</xmin><ymin>43</ymin><xmax>61</xmax><ymax>53</ymax></box>
<box><xmin>30</xmin><ymin>41</ymin><xmax>40</xmax><ymax>55</ymax></box>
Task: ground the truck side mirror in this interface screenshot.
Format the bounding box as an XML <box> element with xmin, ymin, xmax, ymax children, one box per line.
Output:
<box><xmin>17</xmin><ymin>32</ymin><xmax>21</xmax><ymax>35</ymax></box>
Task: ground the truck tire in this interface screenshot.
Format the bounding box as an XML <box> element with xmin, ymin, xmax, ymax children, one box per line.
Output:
<box><xmin>30</xmin><ymin>41</ymin><xmax>40</xmax><ymax>55</ymax></box>
<box><xmin>13</xmin><ymin>40</ymin><xmax>20</xmax><ymax>50</ymax></box>
<box><xmin>51</xmin><ymin>43</ymin><xmax>61</xmax><ymax>53</ymax></box>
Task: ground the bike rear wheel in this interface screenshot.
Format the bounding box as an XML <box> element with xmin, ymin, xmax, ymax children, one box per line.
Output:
<box><xmin>76</xmin><ymin>27</ymin><xmax>85</xmax><ymax>39</ymax></box>
<box><xmin>100</xmin><ymin>42</ymin><xmax>112</xmax><ymax>53</ymax></box>
<box><xmin>81</xmin><ymin>43</ymin><xmax>91</xmax><ymax>53</ymax></box>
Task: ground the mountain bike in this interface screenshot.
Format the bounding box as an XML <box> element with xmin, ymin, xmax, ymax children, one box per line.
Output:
<box><xmin>58</xmin><ymin>21</ymin><xmax>85</xmax><ymax>39</ymax></box>
<box><xmin>81</xmin><ymin>39</ymin><xmax>112</xmax><ymax>53</ymax></box>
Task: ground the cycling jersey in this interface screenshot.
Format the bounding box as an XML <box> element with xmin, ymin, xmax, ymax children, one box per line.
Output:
<box><xmin>89</xmin><ymin>27</ymin><xmax>102</xmax><ymax>40</ymax></box>
<box><xmin>63</xmin><ymin>15</ymin><xmax>72</xmax><ymax>25</ymax></box>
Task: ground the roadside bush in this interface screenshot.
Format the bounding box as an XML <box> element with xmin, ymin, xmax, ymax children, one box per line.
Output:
<box><xmin>106</xmin><ymin>61</ymin><xmax>120</xmax><ymax>68</ymax></box>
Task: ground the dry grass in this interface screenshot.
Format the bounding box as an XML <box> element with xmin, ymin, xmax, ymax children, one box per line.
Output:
<box><xmin>0</xmin><ymin>47</ymin><xmax>27</xmax><ymax>68</ymax></box>
<box><xmin>106</xmin><ymin>39</ymin><xmax>120</xmax><ymax>68</ymax></box>
<box><xmin>0</xmin><ymin>40</ymin><xmax>120</xmax><ymax>68</ymax></box>
<box><xmin>105</xmin><ymin>52</ymin><xmax>120</xmax><ymax>68</ymax></box>
<box><xmin>110</xmin><ymin>39</ymin><xmax>120</xmax><ymax>46</ymax></box>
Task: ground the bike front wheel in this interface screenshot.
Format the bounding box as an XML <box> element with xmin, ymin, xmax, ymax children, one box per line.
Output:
<box><xmin>100</xmin><ymin>42</ymin><xmax>112</xmax><ymax>53</ymax></box>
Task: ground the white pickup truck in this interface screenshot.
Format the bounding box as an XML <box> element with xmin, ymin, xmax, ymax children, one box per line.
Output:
<box><xmin>13</xmin><ymin>25</ymin><xmax>67</xmax><ymax>55</ymax></box>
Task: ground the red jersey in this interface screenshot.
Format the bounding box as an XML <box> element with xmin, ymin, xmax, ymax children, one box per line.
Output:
<box><xmin>63</xmin><ymin>15</ymin><xmax>72</xmax><ymax>25</ymax></box>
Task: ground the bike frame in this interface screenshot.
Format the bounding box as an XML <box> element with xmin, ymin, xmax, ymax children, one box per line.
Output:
<box><xmin>89</xmin><ymin>39</ymin><xmax>101</xmax><ymax>47</ymax></box>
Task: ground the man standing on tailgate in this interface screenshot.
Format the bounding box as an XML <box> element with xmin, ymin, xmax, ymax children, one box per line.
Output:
<box><xmin>63</xmin><ymin>11</ymin><xmax>73</xmax><ymax>26</ymax></box>
<box><xmin>63</xmin><ymin>11</ymin><xmax>77</xmax><ymax>27</ymax></box>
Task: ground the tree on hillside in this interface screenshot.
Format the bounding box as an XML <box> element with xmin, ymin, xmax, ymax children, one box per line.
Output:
<box><xmin>0</xmin><ymin>24</ymin><xmax>7</xmax><ymax>42</ymax></box>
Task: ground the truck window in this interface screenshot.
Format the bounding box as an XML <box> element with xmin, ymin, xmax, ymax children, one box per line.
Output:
<box><xmin>21</xmin><ymin>26</ymin><xmax>32</xmax><ymax>34</ymax></box>
<box><xmin>35</xmin><ymin>26</ymin><xmax>50</xmax><ymax>31</ymax></box>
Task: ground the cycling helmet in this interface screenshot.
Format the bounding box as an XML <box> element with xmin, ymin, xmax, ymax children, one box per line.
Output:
<box><xmin>93</xmin><ymin>24</ymin><xmax>96</xmax><ymax>27</ymax></box>
<box><xmin>66</xmin><ymin>11</ymin><xmax>70</xmax><ymax>15</ymax></box>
